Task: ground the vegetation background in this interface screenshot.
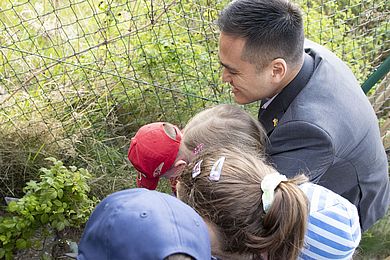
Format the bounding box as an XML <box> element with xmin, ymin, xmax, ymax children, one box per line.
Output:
<box><xmin>0</xmin><ymin>0</ymin><xmax>389</xmax><ymax>258</ymax></box>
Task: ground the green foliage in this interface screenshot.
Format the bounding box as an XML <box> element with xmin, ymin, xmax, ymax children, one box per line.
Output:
<box><xmin>0</xmin><ymin>0</ymin><xmax>226</xmax><ymax>199</ymax></box>
<box><xmin>0</xmin><ymin>158</ymin><xmax>97</xmax><ymax>259</ymax></box>
<box><xmin>356</xmin><ymin>209</ymin><xmax>390</xmax><ymax>259</ymax></box>
<box><xmin>0</xmin><ymin>91</ymin><xmax>78</xmax><ymax>197</ymax></box>
<box><xmin>298</xmin><ymin>0</ymin><xmax>388</xmax><ymax>83</ymax></box>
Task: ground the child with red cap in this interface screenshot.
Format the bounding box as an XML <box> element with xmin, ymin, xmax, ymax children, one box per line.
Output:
<box><xmin>128</xmin><ymin>104</ymin><xmax>266</xmax><ymax>193</ymax></box>
<box><xmin>127</xmin><ymin>122</ymin><xmax>188</xmax><ymax>193</ymax></box>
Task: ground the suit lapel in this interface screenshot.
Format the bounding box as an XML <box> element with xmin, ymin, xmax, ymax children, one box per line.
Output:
<box><xmin>258</xmin><ymin>53</ymin><xmax>315</xmax><ymax>135</ymax></box>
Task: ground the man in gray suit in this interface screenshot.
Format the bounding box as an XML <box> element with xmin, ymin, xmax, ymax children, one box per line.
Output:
<box><xmin>217</xmin><ymin>0</ymin><xmax>389</xmax><ymax>231</ymax></box>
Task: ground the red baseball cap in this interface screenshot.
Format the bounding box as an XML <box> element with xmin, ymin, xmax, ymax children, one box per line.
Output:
<box><xmin>128</xmin><ymin>122</ymin><xmax>182</xmax><ymax>190</ymax></box>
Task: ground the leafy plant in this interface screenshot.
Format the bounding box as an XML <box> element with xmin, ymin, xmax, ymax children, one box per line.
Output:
<box><xmin>0</xmin><ymin>158</ymin><xmax>97</xmax><ymax>259</ymax></box>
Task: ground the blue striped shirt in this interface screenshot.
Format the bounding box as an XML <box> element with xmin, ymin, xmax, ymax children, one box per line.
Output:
<box><xmin>298</xmin><ymin>183</ymin><xmax>361</xmax><ymax>260</ymax></box>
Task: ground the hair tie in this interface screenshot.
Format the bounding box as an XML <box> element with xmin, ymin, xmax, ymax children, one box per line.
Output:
<box><xmin>261</xmin><ymin>172</ymin><xmax>287</xmax><ymax>213</ymax></box>
<box><xmin>193</xmin><ymin>143</ymin><xmax>204</xmax><ymax>155</ymax></box>
<box><xmin>209</xmin><ymin>156</ymin><xmax>225</xmax><ymax>181</ymax></box>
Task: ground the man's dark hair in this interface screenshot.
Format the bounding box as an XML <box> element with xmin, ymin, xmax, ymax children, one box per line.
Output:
<box><xmin>217</xmin><ymin>0</ymin><xmax>304</xmax><ymax>68</ymax></box>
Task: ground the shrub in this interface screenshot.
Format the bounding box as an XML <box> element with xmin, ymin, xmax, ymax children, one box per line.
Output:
<box><xmin>0</xmin><ymin>158</ymin><xmax>97</xmax><ymax>260</ymax></box>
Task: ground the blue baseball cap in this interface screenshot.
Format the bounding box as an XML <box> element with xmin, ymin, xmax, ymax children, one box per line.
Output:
<box><xmin>77</xmin><ymin>188</ymin><xmax>211</xmax><ymax>260</ymax></box>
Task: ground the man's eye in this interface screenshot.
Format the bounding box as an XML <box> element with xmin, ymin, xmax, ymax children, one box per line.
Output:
<box><xmin>229</xmin><ymin>71</ymin><xmax>238</xmax><ymax>75</ymax></box>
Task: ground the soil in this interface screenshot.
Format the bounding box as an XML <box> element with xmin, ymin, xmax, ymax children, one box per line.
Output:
<box><xmin>14</xmin><ymin>227</ymin><xmax>83</xmax><ymax>260</ymax></box>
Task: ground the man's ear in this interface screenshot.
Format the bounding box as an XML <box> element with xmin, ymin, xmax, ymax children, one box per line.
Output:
<box><xmin>270</xmin><ymin>58</ymin><xmax>287</xmax><ymax>84</ymax></box>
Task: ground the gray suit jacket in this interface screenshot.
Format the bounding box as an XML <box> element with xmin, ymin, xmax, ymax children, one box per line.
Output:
<box><xmin>259</xmin><ymin>40</ymin><xmax>390</xmax><ymax>231</ymax></box>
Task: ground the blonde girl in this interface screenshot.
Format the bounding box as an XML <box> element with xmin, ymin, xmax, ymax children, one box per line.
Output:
<box><xmin>178</xmin><ymin>147</ymin><xmax>308</xmax><ymax>259</ymax></box>
<box><xmin>179</xmin><ymin>104</ymin><xmax>267</xmax><ymax>160</ymax></box>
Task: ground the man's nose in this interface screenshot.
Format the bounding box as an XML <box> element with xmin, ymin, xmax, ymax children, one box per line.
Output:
<box><xmin>221</xmin><ymin>68</ymin><xmax>232</xmax><ymax>83</ymax></box>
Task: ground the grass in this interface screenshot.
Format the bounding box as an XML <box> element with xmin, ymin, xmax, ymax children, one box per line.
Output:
<box><xmin>356</xmin><ymin>209</ymin><xmax>390</xmax><ymax>259</ymax></box>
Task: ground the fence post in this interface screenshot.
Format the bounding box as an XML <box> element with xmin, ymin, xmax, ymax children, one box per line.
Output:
<box><xmin>362</xmin><ymin>56</ymin><xmax>390</xmax><ymax>94</ymax></box>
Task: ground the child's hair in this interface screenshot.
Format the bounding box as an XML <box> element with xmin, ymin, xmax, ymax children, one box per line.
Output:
<box><xmin>163</xmin><ymin>123</ymin><xmax>180</xmax><ymax>140</ymax></box>
<box><xmin>181</xmin><ymin>104</ymin><xmax>267</xmax><ymax>158</ymax></box>
<box><xmin>165</xmin><ymin>254</ymin><xmax>194</xmax><ymax>260</ymax></box>
<box><xmin>178</xmin><ymin>147</ymin><xmax>309</xmax><ymax>260</ymax></box>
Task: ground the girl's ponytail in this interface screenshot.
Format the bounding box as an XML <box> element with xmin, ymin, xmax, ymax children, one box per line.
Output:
<box><xmin>178</xmin><ymin>147</ymin><xmax>309</xmax><ymax>259</ymax></box>
<box><xmin>247</xmin><ymin>175</ymin><xmax>308</xmax><ymax>259</ymax></box>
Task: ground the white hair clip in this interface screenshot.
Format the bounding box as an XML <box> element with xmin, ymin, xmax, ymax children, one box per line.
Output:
<box><xmin>261</xmin><ymin>172</ymin><xmax>287</xmax><ymax>213</ymax></box>
<box><xmin>192</xmin><ymin>160</ymin><xmax>203</xmax><ymax>178</ymax></box>
<box><xmin>208</xmin><ymin>156</ymin><xmax>225</xmax><ymax>181</ymax></box>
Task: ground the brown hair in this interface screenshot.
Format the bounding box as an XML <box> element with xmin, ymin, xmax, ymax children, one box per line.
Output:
<box><xmin>178</xmin><ymin>147</ymin><xmax>308</xmax><ymax>260</ymax></box>
<box><xmin>165</xmin><ymin>254</ymin><xmax>194</xmax><ymax>260</ymax></box>
<box><xmin>181</xmin><ymin>104</ymin><xmax>267</xmax><ymax>159</ymax></box>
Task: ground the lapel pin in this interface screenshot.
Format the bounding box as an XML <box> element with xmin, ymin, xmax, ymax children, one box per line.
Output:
<box><xmin>272</xmin><ymin>118</ymin><xmax>278</xmax><ymax>127</ymax></box>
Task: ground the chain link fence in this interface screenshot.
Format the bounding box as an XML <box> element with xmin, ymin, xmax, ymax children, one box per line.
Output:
<box><xmin>0</xmin><ymin>0</ymin><xmax>389</xmax><ymax>198</ymax></box>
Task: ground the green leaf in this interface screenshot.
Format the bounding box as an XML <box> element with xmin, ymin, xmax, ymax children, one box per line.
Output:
<box><xmin>0</xmin><ymin>248</ymin><xmax>5</xmax><ymax>259</ymax></box>
<box><xmin>48</xmin><ymin>188</ymin><xmax>57</xmax><ymax>200</ymax></box>
<box><xmin>56</xmin><ymin>207</ymin><xmax>64</xmax><ymax>213</ymax></box>
<box><xmin>40</xmin><ymin>214</ymin><xmax>49</xmax><ymax>224</ymax></box>
<box><xmin>16</xmin><ymin>238</ymin><xmax>27</xmax><ymax>249</ymax></box>
<box><xmin>57</xmin><ymin>189</ymin><xmax>63</xmax><ymax>199</ymax></box>
<box><xmin>53</xmin><ymin>200</ymin><xmax>62</xmax><ymax>207</ymax></box>
<box><xmin>15</xmin><ymin>220</ymin><xmax>26</xmax><ymax>231</ymax></box>
<box><xmin>25</xmin><ymin>180</ymin><xmax>38</xmax><ymax>190</ymax></box>
<box><xmin>0</xmin><ymin>234</ymin><xmax>7</xmax><ymax>242</ymax></box>
<box><xmin>7</xmin><ymin>201</ymin><xmax>18</xmax><ymax>212</ymax></box>
<box><xmin>1</xmin><ymin>219</ymin><xmax>16</xmax><ymax>229</ymax></box>
<box><xmin>45</xmin><ymin>157</ymin><xmax>57</xmax><ymax>163</ymax></box>
<box><xmin>56</xmin><ymin>221</ymin><xmax>65</xmax><ymax>231</ymax></box>
<box><xmin>46</xmin><ymin>177</ymin><xmax>54</xmax><ymax>186</ymax></box>
<box><xmin>5</xmin><ymin>251</ymin><xmax>13</xmax><ymax>260</ymax></box>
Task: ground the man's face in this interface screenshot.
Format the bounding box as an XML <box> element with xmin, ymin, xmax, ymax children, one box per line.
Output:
<box><xmin>219</xmin><ymin>33</ymin><xmax>277</xmax><ymax>104</ymax></box>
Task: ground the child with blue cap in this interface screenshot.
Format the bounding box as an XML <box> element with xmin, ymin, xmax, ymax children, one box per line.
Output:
<box><xmin>77</xmin><ymin>188</ymin><xmax>212</xmax><ymax>260</ymax></box>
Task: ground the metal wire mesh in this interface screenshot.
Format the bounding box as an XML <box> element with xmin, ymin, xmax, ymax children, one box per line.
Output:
<box><xmin>0</xmin><ymin>0</ymin><xmax>389</xmax><ymax>197</ymax></box>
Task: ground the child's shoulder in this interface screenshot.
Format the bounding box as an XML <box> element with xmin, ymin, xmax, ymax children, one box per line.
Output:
<box><xmin>298</xmin><ymin>182</ymin><xmax>357</xmax><ymax>215</ymax></box>
<box><xmin>298</xmin><ymin>182</ymin><xmax>361</xmax><ymax>260</ymax></box>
